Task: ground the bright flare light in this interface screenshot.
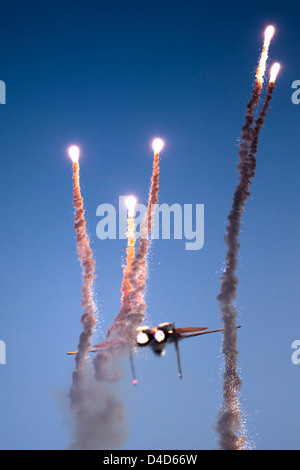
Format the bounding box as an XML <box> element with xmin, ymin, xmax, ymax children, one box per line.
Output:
<box><xmin>154</xmin><ymin>330</ymin><xmax>165</xmax><ymax>343</ymax></box>
<box><xmin>152</xmin><ymin>138</ymin><xmax>164</xmax><ymax>154</ymax></box>
<box><xmin>264</xmin><ymin>25</ymin><xmax>275</xmax><ymax>42</ymax></box>
<box><xmin>269</xmin><ymin>62</ymin><xmax>281</xmax><ymax>83</ymax></box>
<box><xmin>125</xmin><ymin>195</ymin><xmax>137</xmax><ymax>217</ymax></box>
<box><xmin>256</xmin><ymin>25</ymin><xmax>276</xmax><ymax>86</ymax></box>
<box><xmin>68</xmin><ymin>145</ymin><xmax>80</xmax><ymax>163</ymax></box>
<box><xmin>137</xmin><ymin>331</ymin><xmax>149</xmax><ymax>345</ymax></box>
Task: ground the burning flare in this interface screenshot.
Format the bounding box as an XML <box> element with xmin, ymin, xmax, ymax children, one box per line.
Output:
<box><xmin>126</xmin><ymin>195</ymin><xmax>137</xmax><ymax>217</ymax></box>
<box><xmin>265</xmin><ymin>25</ymin><xmax>275</xmax><ymax>43</ymax></box>
<box><xmin>269</xmin><ymin>62</ymin><xmax>280</xmax><ymax>83</ymax></box>
<box><xmin>152</xmin><ymin>138</ymin><xmax>164</xmax><ymax>154</ymax></box>
<box><xmin>216</xmin><ymin>26</ymin><xmax>280</xmax><ymax>451</ymax></box>
<box><xmin>68</xmin><ymin>145</ymin><xmax>80</xmax><ymax>163</ymax></box>
<box><xmin>256</xmin><ymin>25</ymin><xmax>275</xmax><ymax>86</ymax></box>
<box><xmin>68</xmin><ymin>145</ymin><xmax>97</xmax><ymax>397</ymax></box>
<box><xmin>125</xmin><ymin>139</ymin><xmax>163</xmax><ymax>343</ymax></box>
<box><xmin>105</xmin><ymin>140</ymin><xmax>163</xmax><ymax>345</ymax></box>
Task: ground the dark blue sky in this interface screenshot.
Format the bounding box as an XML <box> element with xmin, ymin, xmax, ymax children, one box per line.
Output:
<box><xmin>0</xmin><ymin>0</ymin><xmax>299</xmax><ymax>450</ymax></box>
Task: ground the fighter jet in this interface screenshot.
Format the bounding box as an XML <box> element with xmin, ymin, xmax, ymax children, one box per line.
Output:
<box><xmin>134</xmin><ymin>322</ymin><xmax>241</xmax><ymax>381</ymax></box>
<box><xmin>67</xmin><ymin>322</ymin><xmax>241</xmax><ymax>384</ymax></box>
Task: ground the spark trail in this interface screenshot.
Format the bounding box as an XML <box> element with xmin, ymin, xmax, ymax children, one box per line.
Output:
<box><xmin>216</xmin><ymin>29</ymin><xmax>279</xmax><ymax>450</ymax></box>
<box><xmin>106</xmin><ymin>196</ymin><xmax>137</xmax><ymax>339</ymax></box>
<box><xmin>68</xmin><ymin>146</ymin><xmax>97</xmax><ymax>394</ymax></box>
<box><xmin>67</xmin><ymin>146</ymin><xmax>100</xmax><ymax>448</ymax></box>
<box><xmin>125</xmin><ymin>138</ymin><xmax>164</xmax><ymax>343</ymax></box>
<box><xmin>67</xmin><ymin>146</ymin><xmax>127</xmax><ymax>450</ymax></box>
<box><xmin>246</xmin><ymin>64</ymin><xmax>280</xmax><ymax>179</ymax></box>
<box><xmin>93</xmin><ymin>139</ymin><xmax>164</xmax><ymax>384</ymax></box>
<box><xmin>239</xmin><ymin>26</ymin><xmax>275</xmax><ymax>166</ymax></box>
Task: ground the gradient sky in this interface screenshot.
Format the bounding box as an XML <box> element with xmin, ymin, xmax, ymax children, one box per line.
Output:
<box><xmin>0</xmin><ymin>0</ymin><xmax>299</xmax><ymax>450</ymax></box>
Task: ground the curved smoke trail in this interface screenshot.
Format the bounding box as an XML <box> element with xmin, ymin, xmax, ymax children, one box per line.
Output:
<box><xmin>93</xmin><ymin>142</ymin><xmax>162</xmax><ymax>383</ymax></box>
<box><xmin>69</xmin><ymin>158</ymin><xmax>97</xmax><ymax>403</ymax></box>
<box><xmin>67</xmin><ymin>150</ymin><xmax>127</xmax><ymax>450</ymax></box>
<box><xmin>216</xmin><ymin>30</ymin><xmax>278</xmax><ymax>450</ymax></box>
<box><xmin>126</xmin><ymin>144</ymin><xmax>161</xmax><ymax>343</ymax></box>
<box><xmin>106</xmin><ymin>202</ymin><xmax>137</xmax><ymax>340</ymax></box>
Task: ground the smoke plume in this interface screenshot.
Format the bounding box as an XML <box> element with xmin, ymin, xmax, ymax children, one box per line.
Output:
<box><xmin>67</xmin><ymin>158</ymin><xmax>127</xmax><ymax>450</ymax></box>
<box><xmin>106</xmin><ymin>208</ymin><xmax>137</xmax><ymax>340</ymax></box>
<box><xmin>216</xmin><ymin>44</ymin><xmax>278</xmax><ymax>449</ymax></box>
<box><xmin>69</xmin><ymin>160</ymin><xmax>97</xmax><ymax>404</ymax></box>
<box><xmin>93</xmin><ymin>149</ymin><xmax>161</xmax><ymax>381</ymax></box>
<box><xmin>126</xmin><ymin>149</ymin><xmax>161</xmax><ymax>342</ymax></box>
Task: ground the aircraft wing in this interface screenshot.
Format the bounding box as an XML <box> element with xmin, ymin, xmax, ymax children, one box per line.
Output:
<box><xmin>175</xmin><ymin>327</ymin><xmax>208</xmax><ymax>335</ymax></box>
<box><xmin>67</xmin><ymin>337</ymin><xmax>123</xmax><ymax>356</ymax></box>
<box><xmin>67</xmin><ymin>348</ymin><xmax>99</xmax><ymax>355</ymax></box>
<box><xmin>177</xmin><ymin>325</ymin><xmax>241</xmax><ymax>339</ymax></box>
